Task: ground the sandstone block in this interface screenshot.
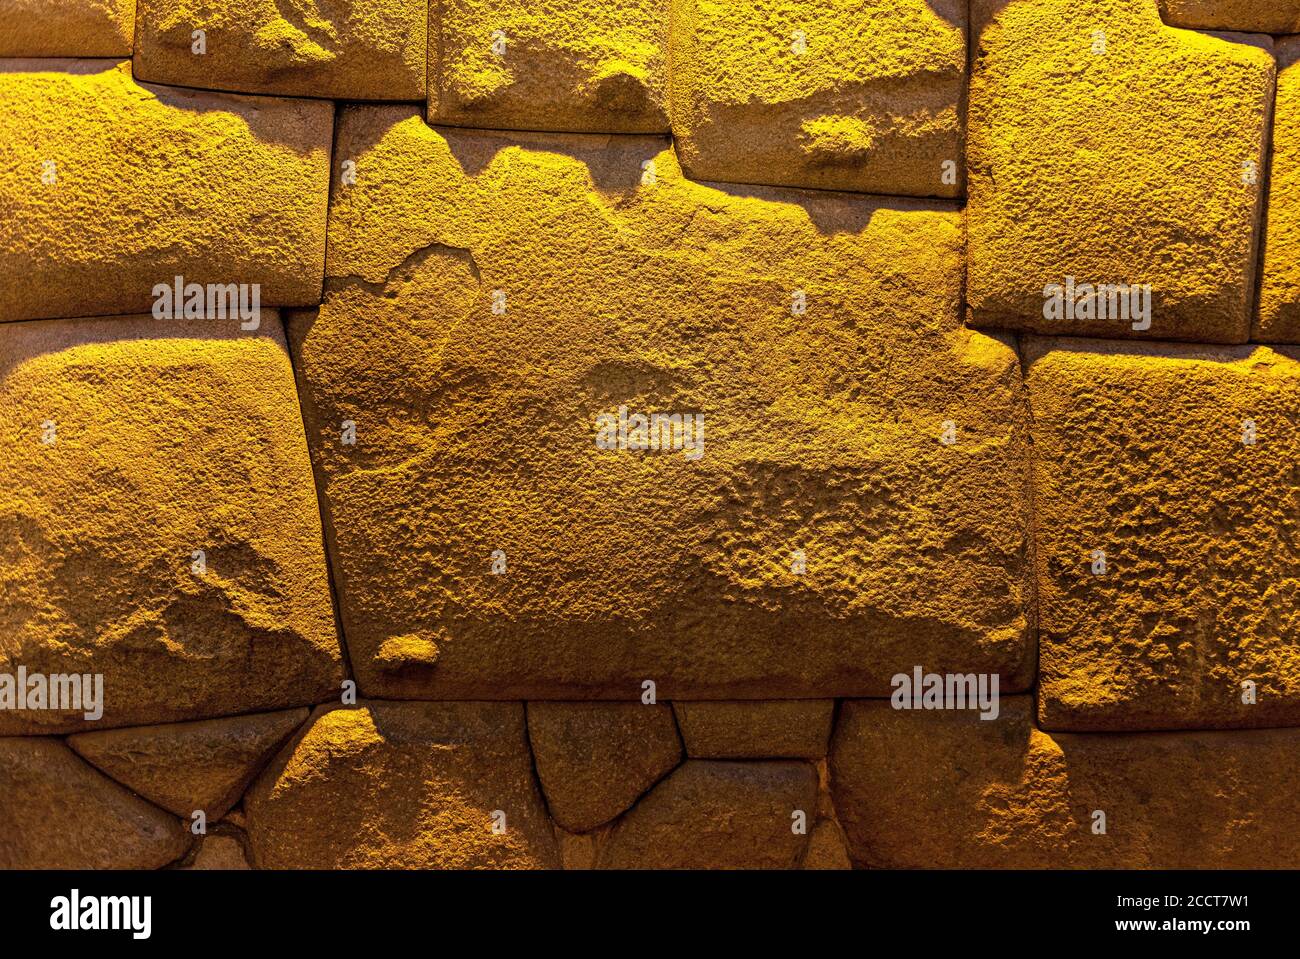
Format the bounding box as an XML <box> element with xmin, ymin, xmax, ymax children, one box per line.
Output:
<box><xmin>0</xmin><ymin>315</ymin><xmax>344</xmax><ymax>734</ymax></box>
<box><xmin>429</xmin><ymin>0</ymin><xmax>668</xmax><ymax>132</ymax></box>
<box><xmin>1026</xmin><ymin>338</ymin><xmax>1300</xmax><ymax>731</ymax></box>
<box><xmin>133</xmin><ymin>0</ymin><xmax>426</xmax><ymax>99</ymax></box>
<box><xmin>68</xmin><ymin>709</ymin><xmax>308</xmax><ymax>819</ymax></box>
<box><xmin>0</xmin><ymin>737</ymin><xmax>188</xmax><ymax>868</ymax></box>
<box><xmin>673</xmin><ymin>700</ymin><xmax>834</xmax><ymax>758</ymax></box>
<box><xmin>830</xmin><ymin>697</ymin><xmax>1300</xmax><ymax>868</ymax></box>
<box><xmin>668</xmin><ymin>0</ymin><xmax>965</xmax><ymax>196</ymax></box>
<box><xmin>1258</xmin><ymin>39</ymin><xmax>1300</xmax><ymax>343</ymax></box>
<box><xmin>0</xmin><ymin>0</ymin><xmax>134</xmax><ymax>56</ymax></box>
<box><xmin>527</xmin><ymin>702</ymin><xmax>681</xmax><ymax>832</ymax></box>
<box><xmin>968</xmin><ymin>0</ymin><xmax>1273</xmax><ymax>343</ymax></box>
<box><xmin>290</xmin><ymin>106</ymin><xmax>1035</xmax><ymax>701</ymax></box>
<box><xmin>595</xmin><ymin>760</ymin><xmax>818</xmax><ymax>868</ymax></box>
<box><xmin>0</xmin><ymin>60</ymin><xmax>332</xmax><ymax>323</ymax></box>
<box><xmin>245</xmin><ymin>702</ymin><xmax>558</xmax><ymax>868</ymax></box>
<box><xmin>1159</xmin><ymin>0</ymin><xmax>1300</xmax><ymax>33</ymax></box>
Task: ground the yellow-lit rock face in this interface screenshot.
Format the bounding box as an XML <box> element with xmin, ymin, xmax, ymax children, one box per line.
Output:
<box><xmin>1026</xmin><ymin>338</ymin><xmax>1300</xmax><ymax>732</ymax></box>
<box><xmin>0</xmin><ymin>737</ymin><xmax>189</xmax><ymax>869</ymax></box>
<box><xmin>1258</xmin><ymin>39</ymin><xmax>1300</xmax><ymax>344</ymax></box>
<box><xmin>67</xmin><ymin>709</ymin><xmax>308</xmax><ymax>819</ymax></box>
<box><xmin>429</xmin><ymin>0</ymin><xmax>669</xmax><ymax>132</ymax></box>
<box><xmin>292</xmin><ymin>105</ymin><xmax>1034</xmax><ymax>702</ymax></box>
<box><xmin>831</xmin><ymin>697</ymin><xmax>1300</xmax><ymax>868</ymax></box>
<box><xmin>668</xmin><ymin>0</ymin><xmax>965</xmax><ymax>196</ymax></box>
<box><xmin>968</xmin><ymin>0</ymin><xmax>1273</xmax><ymax>343</ymax></box>
<box><xmin>0</xmin><ymin>0</ymin><xmax>135</xmax><ymax>57</ymax></box>
<box><xmin>1159</xmin><ymin>0</ymin><xmax>1300</xmax><ymax>33</ymax></box>
<box><xmin>133</xmin><ymin>0</ymin><xmax>426</xmax><ymax>99</ymax></box>
<box><xmin>0</xmin><ymin>60</ymin><xmax>332</xmax><ymax>323</ymax></box>
<box><xmin>0</xmin><ymin>315</ymin><xmax>344</xmax><ymax>735</ymax></box>
<box><xmin>245</xmin><ymin>702</ymin><xmax>559</xmax><ymax>868</ymax></box>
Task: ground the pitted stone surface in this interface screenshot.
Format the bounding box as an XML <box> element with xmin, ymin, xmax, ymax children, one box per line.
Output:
<box><xmin>1026</xmin><ymin>338</ymin><xmax>1300</xmax><ymax>732</ymax></box>
<box><xmin>134</xmin><ymin>0</ymin><xmax>427</xmax><ymax>99</ymax></box>
<box><xmin>430</xmin><ymin>0</ymin><xmax>669</xmax><ymax>132</ymax></box>
<box><xmin>831</xmin><ymin>697</ymin><xmax>1300</xmax><ymax>868</ymax></box>
<box><xmin>291</xmin><ymin>105</ymin><xmax>1034</xmax><ymax>701</ymax></box>
<box><xmin>968</xmin><ymin>0</ymin><xmax>1273</xmax><ymax>343</ymax></box>
<box><xmin>0</xmin><ymin>0</ymin><xmax>135</xmax><ymax>57</ymax></box>
<box><xmin>0</xmin><ymin>315</ymin><xmax>343</xmax><ymax>735</ymax></box>
<box><xmin>245</xmin><ymin>702</ymin><xmax>559</xmax><ymax>869</ymax></box>
<box><xmin>668</xmin><ymin>0</ymin><xmax>965</xmax><ymax>196</ymax></box>
<box><xmin>0</xmin><ymin>60</ymin><xmax>332</xmax><ymax>323</ymax></box>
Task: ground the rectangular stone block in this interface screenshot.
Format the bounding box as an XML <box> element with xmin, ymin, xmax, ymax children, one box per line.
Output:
<box><xmin>429</xmin><ymin>0</ymin><xmax>669</xmax><ymax>132</ymax></box>
<box><xmin>1026</xmin><ymin>337</ymin><xmax>1300</xmax><ymax>731</ymax></box>
<box><xmin>968</xmin><ymin>0</ymin><xmax>1274</xmax><ymax>343</ymax></box>
<box><xmin>1258</xmin><ymin>38</ymin><xmax>1300</xmax><ymax>343</ymax></box>
<box><xmin>0</xmin><ymin>60</ymin><xmax>332</xmax><ymax>323</ymax></box>
<box><xmin>133</xmin><ymin>0</ymin><xmax>427</xmax><ymax>100</ymax></box>
<box><xmin>0</xmin><ymin>314</ymin><xmax>344</xmax><ymax>734</ymax></box>
<box><xmin>668</xmin><ymin>0</ymin><xmax>965</xmax><ymax>196</ymax></box>
<box><xmin>831</xmin><ymin>697</ymin><xmax>1300</xmax><ymax>868</ymax></box>
<box><xmin>1159</xmin><ymin>0</ymin><xmax>1300</xmax><ymax>33</ymax></box>
<box><xmin>0</xmin><ymin>0</ymin><xmax>135</xmax><ymax>57</ymax></box>
<box><xmin>291</xmin><ymin>105</ymin><xmax>1035</xmax><ymax>701</ymax></box>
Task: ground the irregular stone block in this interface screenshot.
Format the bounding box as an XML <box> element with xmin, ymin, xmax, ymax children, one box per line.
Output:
<box><xmin>133</xmin><ymin>0</ymin><xmax>426</xmax><ymax>99</ymax></box>
<box><xmin>245</xmin><ymin>702</ymin><xmax>558</xmax><ymax>868</ymax></box>
<box><xmin>595</xmin><ymin>760</ymin><xmax>817</xmax><ymax>868</ymax></box>
<box><xmin>0</xmin><ymin>0</ymin><xmax>135</xmax><ymax>56</ymax></box>
<box><xmin>1159</xmin><ymin>0</ymin><xmax>1300</xmax><ymax>33</ymax></box>
<box><xmin>1026</xmin><ymin>338</ymin><xmax>1300</xmax><ymax>731</ymax></box>
<box><xmin>68</xmin><ymin>708</ymin><xmax>308</xmax><ymax>819</ymax></box>
<box><xmin>673</xmin><ymin>700</ymin><xmax>834</xmax><ymax>758</ymax></box>
<box><xmin>527</xmin><ymin>702</ymin><xmax>681</xmax><ymax>832</ymax></box>
<box><xmin>0</xmin><ymin>737</ymin><xmax>188</xmax><ymax>868</ymax></box>
<box><xmin>429</xmin><ymin>0</ymin><xmax>668</xmax><ymax>132</ymax></box>
<box><xmin>0</xmin><ymin>60</ymin><xmax>332</xmax><ymax>323</ymax></box>
<box><xmin>668</xmin><ymin>0</ymin><xmax>965</xmax><ymax>196</ymax></box>
<box><xmin>0</xmin><ymin>315</ymin><xmax>344</xmax><ymax>735</ymax></box>
<box><xmin>1258</xmin><ymin>39</ymin><xmax>1300</xmax><ymax>343</ymax></box>
<box><xmin>968</xmin><ymin>0</ymin><xmax>1274</xmax><ymax>343</ymax></box>
<box><xmin>291</xmin><ymin>106</ymin><xmax>1035</xmax><ymax>701</ymax></box>
<box><xmin>830</xmin><ymin>697</ymin><xmax>1300</xmax><ymax>868</ymax></box>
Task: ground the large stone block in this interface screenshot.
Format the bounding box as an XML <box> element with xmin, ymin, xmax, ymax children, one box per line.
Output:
<box><xmin>668</xmin><ymin>0</ymin><xmax>965</xmax><ymax>196</ymax></box>
<box><xmin>291</xmin><ymin>105</ymin><xmax>1035</xmax><ymax>701</ymax></box>
<box><xmin>1159</xmin><ymin>0</ymin><xmax>1300</xmax><ymax>33</ymax></box>
<box><xmin>0</xmin><ymin>737</ymin><xmax>189</xmax><ymax>868</ymax></box>
<box><xmin>0</xmin><ymin>60</ymin><xmax>332</xmax><ymax>323</ymax></box>
<box><xmin>429</xmin><ymin>0</ymin><xmax>669</xmax><ymax>132</ymax></box>
<box><xmin>133</xmin><ymin>0</ymin><xmax>426</xmax><ymax>99</ymax></box>
<box><xmin>595</xmin><ymin>760</ymin><xmax>818</xmax><ymax>869</ymax></box>
<box><xmin>1026</xmin><ymin>338</ymin><xmax>1300</xmax><ymax>731</ymax></box>
<box><xmin>968</xmin><ymin>0</ymin><xmax>1274</xmax><ymax>343</ymax></box>
<box><xmin>0</xmin><ymin>314</ymin><xmax>344</xmax><ymax>735</ymax></box>
<box><xmin>0</xmin><ymin>0</ymin><xmax>135</xmax><ymax>56</ymax></box>
<box><xmin>245</xmin><ymin>702</ymin><xmax>559</xmax><ymax>868</ymax></box>
<box><xmin>1258</xmin><ymin>39</ymin><xmax>1300</xmax><ymax>343</ymax></box>
<box><xmin>830</xmin><ymin>697</ymin><xmax>1300</xmax><ymax>868</ymax></box>
<box><xmin>68</xmin><ymin>709</ymin><xmax>308</xmax><ymax>819</ymax></box>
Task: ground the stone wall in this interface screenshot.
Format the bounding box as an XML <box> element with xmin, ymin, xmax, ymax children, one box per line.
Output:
<box><xmin>0</xmin><ymin>0</ymin><xmax>1296</xmax><ymax>869</ymax></box>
